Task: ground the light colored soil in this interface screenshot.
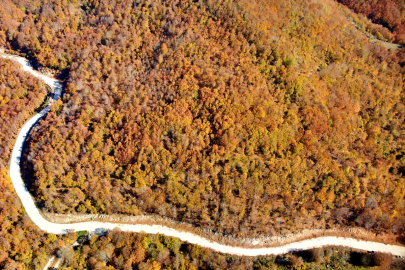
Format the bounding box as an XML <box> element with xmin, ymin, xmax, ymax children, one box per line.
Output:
<box><xmin>43</xmin><ymin>211</ymin><xmax>403</xmax><ymax>249</ymax></box>
<box><xmin>348</xmin><ymin>19</ymin><xmax>403</xmax><ymax>50</ymax></box>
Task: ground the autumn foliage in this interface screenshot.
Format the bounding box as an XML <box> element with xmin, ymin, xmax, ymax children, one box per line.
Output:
<box><xmin>1</xmin><ymin>0</ymin><xmax>405</xmax><ymax>239</ymax></box>
<box><xmin>372</xmin><ymin>252</ymin><xmax>393</xmax><ymax>268</ymax></box>
<box><xmin>0</xmin><ymin>57</ymin><xmax>73</xmax><ymax>269</ymax></box>
<box><xmin>0</xmin><ymin>57</ymin><xmax>47</xmax><ymax>170</ymax></box>
<box><xmin>61</xmin><ymin>229</ymin><xmax>395</xmax><ymax>270</ymax></box>
<box><xmin>338</xmin><ymin>0</ymin><xmax>405</xmax><ymax>44</ymax></box>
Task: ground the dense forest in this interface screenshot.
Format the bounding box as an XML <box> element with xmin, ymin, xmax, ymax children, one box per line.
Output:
<box><xmin>58</xmin><ymin>229</ymin><xmax>403</xmax><ymax>270</ymax></box>
<box><xmin>0</xmin><ymin>65</ymin><xmax>397</xmax><ymax>270</ymax></box>
<box><xmin>338</xmin><ymin>0</ymin><xmax>405</xmax><ymax>44</ymax></box>
<box><xmin>58</xmin><ymin>229</ymin><xmax>401</xmax><ymax>269</ymax></box>
<box><xmin>0</xmin><ymin>0</ymin><xmax>403</xmax><ymax>237</ymax></box>
<box><xmin>0</xmin><ymin>57</ymin><xmax>77</xmax><ymax>269</ymax></box>
<box><xmin>0</xmin><ymin>53</ymin><xmax>386</xmax><ymax>270</ymax></box>
<box><xmin>0</xmin><ymin>57</ymin><xmax>48</xmax><ymax>170</ymax></box>
<box><xmin>0</xmin><ymin>0</ymin><xmax>405</xmax><ymax>268</ymax></box>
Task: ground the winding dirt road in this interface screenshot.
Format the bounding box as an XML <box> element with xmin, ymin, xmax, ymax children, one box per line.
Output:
<box><xmin>3</xmin><ymin>53</ymin><xmax>405</xmax><ymax>258</ymax></box>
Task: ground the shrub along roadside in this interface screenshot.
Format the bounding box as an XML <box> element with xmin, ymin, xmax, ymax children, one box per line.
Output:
<box><xmin>59</xmin><ymin>229</ymin><xmax>404</xmax><ymax>270</ymax></box>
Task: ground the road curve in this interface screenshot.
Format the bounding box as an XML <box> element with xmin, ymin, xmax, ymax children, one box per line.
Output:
<box><xmin>3</xmin><ymin>53</ymin><xmax>405</xmax><ymax>257</ymax></box>
<box><xmin>42</xmin><ymin>256</ymin><xmax>56</xmax><ymax>270</ymax></box>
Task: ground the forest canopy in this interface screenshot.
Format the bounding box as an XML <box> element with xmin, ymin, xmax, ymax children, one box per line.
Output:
<box><xmin>58</xmin><ymin>229</ymin><xmax>401</xmax><ymax>269</ymax></box>
<box><xmin>0</xmin><ymin>57</ymin><xmax>75</xmax><ymax>269</ymax></box>
<box><xmin>338</xmin><ymin>0</ymin><xmax>405</xmax><ymax>44</ymax></box>
<box><xmin>0</xmin><ymin>0</ymin><xmax>404</xmax><ymax>239</ymax></box>
<box><xmin>0</xmin><ymin>57</ymin><xmax>47</xmax><ymax>169</ymax></box>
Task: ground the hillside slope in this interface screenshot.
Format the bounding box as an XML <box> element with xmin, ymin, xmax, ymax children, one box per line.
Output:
<box><xmin>338</xmin><ymin>0</ymin><xmax>405</xmax><ymax>44</ymax></box>
<box><xmin>1</xmin><ymin>0</ymin><xmax>404</xmax><ymax>237</ymax></box>
<box><xmin>0</xmin><ymin>57</ymin><xmax>73</xmax><ymax>269</ymax></box>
